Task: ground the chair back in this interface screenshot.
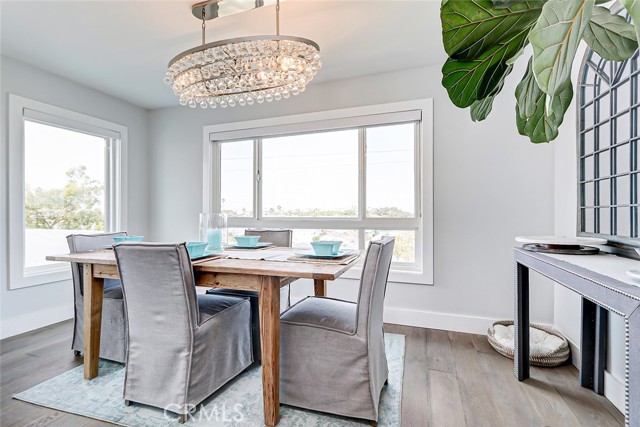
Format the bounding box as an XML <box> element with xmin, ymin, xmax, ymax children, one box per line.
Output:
<box><xmin>67</xmin><ymin>232</ymin><xmax>127</xmax><ymax>297</ymax></box>
<box><xmin>114</xmin><ymin>242</ymin><xmax>199</xmax><ymax>327</ymax></box>
<box><xmin>355</xmin><ymin>236</ymin><xmax>395</xmax><ymax>340</ymax></box>
<box><xmin>245</xmin><ymin>228</ymin><xmax>292</xmax><ymax>247</ymax></box>
<box><xmin>114</xmin><ymin>243</ymin><xmax>200</xmax><ymax>357</ymax></box>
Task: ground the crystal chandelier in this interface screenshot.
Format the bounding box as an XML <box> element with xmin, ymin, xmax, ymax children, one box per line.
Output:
<box><xmin>164</xmin><ymin>0</ymin><xmax>321</xmax><ymax>109</ymax></box>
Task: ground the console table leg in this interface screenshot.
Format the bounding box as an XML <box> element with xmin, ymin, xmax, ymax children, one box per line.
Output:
<box><xmin>594</xmin><ymin>306</ymin><xmax>608</xmax><ymax>395</ymax></box>
<box><xmin>627</xmin><ymin>309</ymin><xmax>639</xmax><ymax>427</ymax></box>
<box><xmin>581</xmin><ymin>298</ymin><xmax>597</xmax><ymax>389</ymax></box>
<box><xmin>515</xmin><ymin>262</ymin><xmax>530</xmax><ymax>381</ymax></box>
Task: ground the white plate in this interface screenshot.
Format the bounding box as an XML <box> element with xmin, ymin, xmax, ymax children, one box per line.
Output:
<box><xmin>515</xmin><ymin>236</ymin><xmax>607</xmax><ymax>246</ymax></box>
<box><xmin>627</xmin><ymin>270</ymin><xmax>640</xmax><ymax>280</ymax></box>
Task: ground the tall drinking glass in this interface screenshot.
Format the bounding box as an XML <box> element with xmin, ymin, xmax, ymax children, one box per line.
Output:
<box><xmin>199</xmin><ymin>213</ymin><xmax>227</xmax><ymax>253</ymax></box>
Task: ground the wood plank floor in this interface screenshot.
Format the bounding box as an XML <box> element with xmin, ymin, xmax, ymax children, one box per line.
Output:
<box><xmin>0</xmin><ymin>321</ymin><xmax>623</xmax><ymax>426</ymax></box>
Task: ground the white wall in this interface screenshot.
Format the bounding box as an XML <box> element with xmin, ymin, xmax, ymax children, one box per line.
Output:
<box><xmin>552</xmin><ymin>46</ymin><xmax>626</xmax><ymax>411</ymax></box>
<box><xmin>0</xmin><ymin>55</ymin><xmax>151</xmax><ymax>339</ymax></box>
<box><xmin>149</xmin><ymin>61</ymin><xmax>557</xmax><ymax>334</ymax></box>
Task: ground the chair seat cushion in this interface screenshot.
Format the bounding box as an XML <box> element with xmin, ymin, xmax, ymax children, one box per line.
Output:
<box><xmin>103</xmin><ymin>279</ymin><xmax>123</xmax><ymax>299</ymax></box>
<box><xmin>197</xmin><ymin>294</ymin><xmax>249</xmax><ymax>324</ymax></box>
<box><xmin>281</xmin><ymin>297</ymin><xmax>356</xmax><ymax>334</ymax></box>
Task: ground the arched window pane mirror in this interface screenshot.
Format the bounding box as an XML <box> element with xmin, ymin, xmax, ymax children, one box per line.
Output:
<box><xmin>577</xmin><ymin>17</ymin><xmax>639</xmax><ymax>248</ymax></box>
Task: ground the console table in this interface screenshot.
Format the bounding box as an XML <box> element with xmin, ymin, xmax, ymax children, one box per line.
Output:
<box><xmin>513</xmin><ymin>248</ymin><xmax>640</xmax><ymax>427</ymax></box>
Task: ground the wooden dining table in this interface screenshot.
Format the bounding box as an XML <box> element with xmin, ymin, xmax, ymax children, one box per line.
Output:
<box><xmin>46</xmin><ymin>247</ymin><xmax>360</xmax><ymax>427</ymax></box>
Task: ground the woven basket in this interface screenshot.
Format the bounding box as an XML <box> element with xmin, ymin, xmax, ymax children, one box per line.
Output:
<box><xmin>487</xmin><ymin>320</ymin><xmax>570</xmax><ymax>367</ymax></box>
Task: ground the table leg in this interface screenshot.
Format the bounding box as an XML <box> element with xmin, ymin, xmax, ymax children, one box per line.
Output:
<box><xmin>594</xmin><ymin>306</ymin><xmax>608</xmax><ymax>395</ymax></box>
<box><xmin>83</xmin><ymin>263</ymin><xmax>104</xmax><ymax>380</ymax></box>
<box><xmin>515</xmin><ymin>262</ymin><xmax>530</xmax><ymax>381</ymax></box>
<box><xmin>314</xmin><ymin>279</ymin><xmax>326</xmax><ymax>297</ymax></box>
<box><xmin>259</xmin><ymin>276</ymin><xmax>281</xmax><ymax>426</ymax></box>
<box><xmin>627</xmin><ymin>308</ymin><xmax>639</xmax><ymax>427</ymax></box>
<box><xmin>581</xmin><ymin>298</ymin><xmax>597</xmax><ymax>389</ymax></box>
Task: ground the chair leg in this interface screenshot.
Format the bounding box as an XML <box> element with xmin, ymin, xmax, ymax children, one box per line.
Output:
<box><xmin>369</xmin><ymin>421</ymin><xmax>378</xmax><ymax>427</ymax></box>
<box><xmin>74</xmin><ymin>350</ymin><xmax>81</xmax><ymax>357</ymax></box>
<box><xmin>178</xmin><ymin>414</ymin><xmax>187</xmax><ymax>424</ymax></box>
<box><xmin>124</xmin><ymin>400</ymin><xmax>131</xmax><ymax>407</ymax></box>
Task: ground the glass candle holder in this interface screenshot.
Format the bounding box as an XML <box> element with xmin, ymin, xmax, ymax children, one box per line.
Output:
<box><xmin>199</xmin><ymin>213</ymin><xmax>227</xmax><ymax>253</ymax></box>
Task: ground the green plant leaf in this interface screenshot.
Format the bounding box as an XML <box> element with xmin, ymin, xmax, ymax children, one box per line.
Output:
<box><xmin>529</xmin><ymin>0</ymin><xmax>594</xmax><ymax>111</ymax></box>
<box><xmin>620</xmin><ymin>0</ymin><xmax>640</xmax><ymax>46</ymax></box>
<box><xmin>442</xmin><ymin>8</ymin><xmax>535</xmax><ymax>110</ymax></box>
<box><xmin>491</xmin><ymin>0</ymin><xmax>520</xmax><ymax>9</ymax></box>
<box><xmin>515</xmin><ymin>58</ymin><xmax>573</xmax><ymax>143</ymax></box>
<box><xmin>583</xmin><ymin>6</ymin><xmax>638</xmax><ymax>61</ymax></box>
<box><xmin>470</xmin><ymin>65</ymin><xmax>513</xmax><ymax>121</ymax></box>
<box><xmin>442</xmin><ymin>0</ymin><xmax>544</xmax><ymax>59</ymax></box>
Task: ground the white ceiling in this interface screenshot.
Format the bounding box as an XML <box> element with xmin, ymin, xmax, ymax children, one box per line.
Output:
<box><xmin>0</xmin><ymin>0</ymin><xmax>445</xmax><ymax>110</ymax></box>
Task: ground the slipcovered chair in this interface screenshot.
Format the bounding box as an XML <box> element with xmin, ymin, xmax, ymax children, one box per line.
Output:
<box><xmin>279</xmin><ymin>236</ymin><xmax>395</xmax><ymax>425</ymax></box>
<box><xmin>207</xmin><ymin>228</ymin><xmax>292</xmax><ymax>362</ymax></box>
<box><xmin>67</xmin><ymin>232</ymin><xmax>128</xmax><ymax>363</ymax></box>
<box><xmin>114</xmin><ymin>243</ymin><xmax>253</xmax><ymax>422</ymax></box>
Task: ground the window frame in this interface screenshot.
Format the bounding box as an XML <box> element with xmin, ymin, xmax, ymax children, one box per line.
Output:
<box><xmin>202</xmin><ymin>99</ymin><xmax>433</xmax><ymax>284</ymax></box>
<box><xmin>8</xmin><ymin>94</ymin><xmax>128</xmax><ymax>289</ymax></box>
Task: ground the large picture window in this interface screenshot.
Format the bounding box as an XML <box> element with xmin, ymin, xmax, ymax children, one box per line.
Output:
<box><xmin>204</xmin><ymin>100</ymin><xmax>433</xmax><ymax>284</ymax></box>
<box><xmin>8</xmin><ymin>95</ymin><xmax>127</xmax><ymax>289</ymax></box>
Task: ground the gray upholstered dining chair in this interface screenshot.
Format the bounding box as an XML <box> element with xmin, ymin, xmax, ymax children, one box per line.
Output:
<box><xmin>279</xmin><ymin>236</ymin><xmax>395</xmax><ymax>425</ymax></box>
<box><xmin>67</xmin><ymin>232</ymin><xmax>128</xmax><ymax>363</ymax></box>
<box><xmin>207</xmin><ymin>228</ymin><xmax>292</xmax><ymax>362</ymax></box>
<box><xmin>113</xmin><ymin>242</ymin><xmax>253</xmax><ymax>422</ymax></box>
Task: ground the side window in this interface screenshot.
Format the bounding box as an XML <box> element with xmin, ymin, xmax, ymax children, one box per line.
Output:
<box><xmin>8</xmin><ymin>95</ymin><xmax>126</xmax><ymax>288</ymax></box>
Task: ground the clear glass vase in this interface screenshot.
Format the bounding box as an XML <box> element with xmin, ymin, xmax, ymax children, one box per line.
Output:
<box><xmin>199</xmin><ymin>213</ymin><xmax>227</xmax><ymax>253</ymax></box>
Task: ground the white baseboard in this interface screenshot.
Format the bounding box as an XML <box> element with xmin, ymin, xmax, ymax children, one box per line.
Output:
<box><xmin>0</xmin><ymin>304</ymin><xmax>73</xmax><ymax>340</ymax></box>
<box><xmin>382</xmin><ymin>306</ymin><xmax>496</xmax><ymax>335</ymax></box>
<box><xmin>604</xmin><ymin>371</ymin><xmax>625</xmax><ymax>413</ymax></box>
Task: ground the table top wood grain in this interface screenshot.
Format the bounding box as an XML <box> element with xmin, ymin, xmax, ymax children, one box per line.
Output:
<box><xmin>46</xmin><ymin>247</ymin><xmax>361</xmax><ymax>280</ymax></box>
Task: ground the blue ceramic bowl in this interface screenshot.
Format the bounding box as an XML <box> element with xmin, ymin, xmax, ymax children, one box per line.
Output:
<box><xmin>186</xmin><ymin>241</ymin><xmax>207</xmax><ymax>257</ymax></box>
<box><xmin>234</xmin><ymin>235</ymin><xmax>260</xmax><ymax>247</ymax></box>
<box><xmin>113</xmin><ymin>235</ymin><xmax>144</xmax><ymax>243</ymax></box>
<box><xmin>311</xmin><ymin>240</ymin><xmax>342</xmax><ymax>256</ymax></box>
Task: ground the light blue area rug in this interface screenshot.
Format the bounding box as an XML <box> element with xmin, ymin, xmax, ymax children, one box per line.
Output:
<box><xmin>14</xmin><ymin>334</ymin><xmax>404</xmax><ymax>426</ymax></box>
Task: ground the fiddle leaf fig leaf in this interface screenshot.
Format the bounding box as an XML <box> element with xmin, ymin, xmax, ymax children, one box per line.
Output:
<box><xmin>515</xmin><ymin>58</ymin><xmax>573</xmax><ymax>143</ymax></box>
<box><xmin>491</xmin><ymin>0</ymin><xmax>521</xmax><ymax>9</ymax></box>
<box><xmin>470</xmin><ymin>66</ymin><xmax>513</xmax><ymax>122</ymax></box>
<box><xmin>442</xmin><ymin>49</ymin><xmax>512</xmax><ymax>108</ymax></box>
<box><xmin>442</xmin><ymin>6</ymin><xmax>534</xmax><ymax>110</ymax></box>
<box><xmin>442</xmin><ymin>0</ymin><xmax>544</xmax><ymax>59</ymax></box>
<box><xmin>529</xmin><ymin>0</ymin><xmax>594</xmax><ymax>111</ymax></box>
<box><xmin>583</xmin><ymin>6</ymin><xmax>638</xmax><ymax>61</ymax></box>
<box><xmin>620</xmin><ymin>0</ymin><xmax>640</xmax><ymax>47</ymax></box>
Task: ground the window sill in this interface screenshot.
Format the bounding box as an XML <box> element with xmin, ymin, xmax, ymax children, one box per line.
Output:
<box><xmin>13</xmin><ymin>266</ymin><xmax>71</xmax><ymax>290</ymax></box>
<box><xmin>339</xmin><ymin>265</ymin><xmax>433</xmax><ymax>285</ymax></box>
